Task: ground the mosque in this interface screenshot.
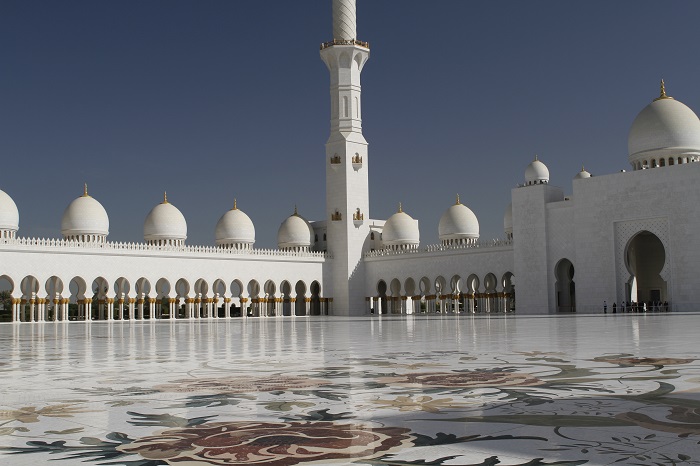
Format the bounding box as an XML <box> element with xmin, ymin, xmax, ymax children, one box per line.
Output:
<box><xmin>1</xmin><ymin>0</ymin><xmax>700</xmax><ymax>323</ymax></box>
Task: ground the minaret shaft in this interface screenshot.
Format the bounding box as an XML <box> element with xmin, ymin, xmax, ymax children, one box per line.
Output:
<box><xmin>321</xmin><ymin>0</ymin><xmax>370</xmax><ymax>316</ymax></box>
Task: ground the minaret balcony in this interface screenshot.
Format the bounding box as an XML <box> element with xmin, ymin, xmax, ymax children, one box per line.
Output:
<box><xmin>351</xmin><ymin>154</ymin><xmax>363</xmax><ymax>170</ymax></box>
<box><xmin>353</xmin><ymin>209</ymin><xmax>364</xmax><ymax>226</ymax></box>
<box><xmin>331</xmin><ymin>210</ymin><xmax>343</xmax><ymax>221</ymax></box>
<box><xmin>330</xmin><ymin>155</ymin><xmax>342</xmax><ymax>170</ymax></box>
<box><xmin>320</xmin><ymin>39</ymin><xmax>370</xmax><ymax>51</ymax></box>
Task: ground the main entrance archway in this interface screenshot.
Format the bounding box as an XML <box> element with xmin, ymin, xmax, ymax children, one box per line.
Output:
<box><xmin>626</xmin><ymin>231</ymin><xmax>666</xmax><ymax>304</ymax></box>
<box><xmin>555</xmin><ymin>259</ymin><xmax>575</xmax><ymax>312</ymax></box>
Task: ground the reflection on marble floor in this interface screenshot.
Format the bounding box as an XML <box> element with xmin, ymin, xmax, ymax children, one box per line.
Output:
<box><xmin>1</xmin><ymin>314</ymin><xmax>700</xmax><ymax>465</ymax></box>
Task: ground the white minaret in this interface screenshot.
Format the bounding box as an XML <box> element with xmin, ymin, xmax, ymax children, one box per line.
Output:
<box><xmin>321</xmin><ymin>0</ymin><xmax>370</xmax><ymax>316</ymax></box>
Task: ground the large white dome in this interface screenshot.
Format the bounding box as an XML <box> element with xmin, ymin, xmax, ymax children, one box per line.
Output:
<box><xmin>144</xmin><ymin>194</ymin><xmax>187</xmax><ymax>244</ymax></box>
<box><xmin>628</xmin><ymin>82</ymin><xmax>700</xmax><ymax>168</ymax></box>
<box><xmin>277</xmin><ymin>209</ymin><xmax>314</xmax><ymax>250</ymax></box>
<box><xmin>61</xmin><ymin>186</ymin><xmax>109</xmax><ymax>240</ymax></box>
<box><xmin>438</xmin><ymin>196</ymin><xmax>479</xmax><ymax>243</ymax></box>
<box><xmin>0</xmin><ymin>189</ymin><xmax>19</xmax><ymax>233</ymax></box>
<box><xmin>524</xmin><ymin>156</ymin><xmax>549</xmax><ymax>185</ymax></box>
<box><xmin>215</xmin><ymin>201</ymin><xmax>255</xmax><ymax>247</ymax></box>
<box><xmin>382</xmin><ymin>205</ymin><xmax>419</xmax><ymax>248</ymax></box>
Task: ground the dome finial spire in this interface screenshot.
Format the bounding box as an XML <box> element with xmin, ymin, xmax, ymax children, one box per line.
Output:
<box><xmin>398</xmin><ymin>202</ymin><xmax>403</xmax><ymax>213</ymax></box>
<box><xmin>534</xmin><ymin>154</ymin><xmax>539</xmax><ymax>161</ymax></box>
<box><xmin>233</xmin><ymin>198</ymin><xmax>237</xmax><ymax>210</ymax></box>
<box><xmin>654</xmin><ymin>79</ymin><xmax>674</xmax><ymax>101</ymax></box>
<box><xmin>83</xmin><ymin>183</ymin><xmax>88</xmax><ymax>197</ymax></box>
<box><xmin>163</xmin><ymin>191</ymin><xmax>168</xmax><ymax>204</ymax></box>
<box><xmin>581</xmin><ymin>165</ymin><xmax>585</xmax><ymax>172</ymax></box>
<box><xmin>294</xmin><ymin>205</ymin><xmax>298</xmax><ymax>216</ymax></box>
<box><xmin>456</xmin><ymin>193</ymin><xmax>461</xmax><ymax>205</ymax></box>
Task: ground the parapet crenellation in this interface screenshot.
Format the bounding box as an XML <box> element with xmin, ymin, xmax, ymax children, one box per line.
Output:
<box><xmin>0</xmin><ymin>237</ymin><xmax>330</xmax><ymax>259</ymax></box>
<box><xmin>365</xmin><ymin>238</ymin><xmax>513</xmax><ymax>258</ymax></box>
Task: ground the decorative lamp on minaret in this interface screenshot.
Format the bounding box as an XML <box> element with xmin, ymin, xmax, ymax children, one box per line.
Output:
<box><xmin>320</xmin><ymin>0</ymin><xmax>371</xmax><ymax>316</ymax></box>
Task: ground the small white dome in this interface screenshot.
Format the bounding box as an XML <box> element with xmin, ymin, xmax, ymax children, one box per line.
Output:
<box><xmin>504</xmin><ymin>202</ymin><xmax>513</xmax><ymax>236</ymax></box>
<box><xmin>0</xmin><ymin>189</ymin><xmax>19</xmax><ymax>233</ymax></box>
<box><xmin>215</xmin><ymin>200</ymin><xmax>255</xmax><ymax>247</ymax></box>
<box><xmin>574</xmin><ymin>166</ymin><xmax>591</xmax><ymax>180</ymax></box>
<box><xmin>438</xmin><ymin>196</ymin><xmax>479</xmax><ymax>242</ymax></box>
<box><xmin>525</xmin><ymin>156</ymin><xmax>550</xmax><ymax>185</ymax></box>
<box><xmin>144</xmin><ymin>194</ymin><xmax>187</xmax><ymax>244</ymax></box>
<box><xmin>61</xmin><ymin>186</ymin><xmax>109</xmax><ymax>239</ymax></box>
<box><xmin>383</xmin><ymin>204</ymin><xmax>420</xmax><ymax>248</ymax></box>
<box><xmin>277</xmin><ymin>208</ymin><xmax>314</xmax><ymax>249</ymax></box>
<box><xmin>628</xmin><ymin>82</ymin><xmax>700</xmax><ymax>167</ymax></box>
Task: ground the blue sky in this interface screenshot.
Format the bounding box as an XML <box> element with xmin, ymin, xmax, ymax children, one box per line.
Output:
<box><xmin>2</xmin><ymin>1</ymin><xmax>699</xmax><ymax>247</ymax></box>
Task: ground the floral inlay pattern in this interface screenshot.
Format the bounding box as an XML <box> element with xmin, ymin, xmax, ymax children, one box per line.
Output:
<box><xmin>116</xmin><ymin>420</ymin><xmax>413</xmax><ymax>465</ymax></box>
<box><xmin>2</xmin><ymin>315</ymin><xmax>700</xmax><ymax>465</ymax></box>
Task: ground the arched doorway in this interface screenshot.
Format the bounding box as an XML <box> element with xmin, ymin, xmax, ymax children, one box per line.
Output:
<box><xmin>555</xmin><ymin>259</ymin><xmax>575</xmax><ymax>312</ymax></box>
<box><xmin>626</xmin><ymin>231</ymin><xmax>667</xmax><ymax>305</ymax></box>
<box><xmin>376</xmin><ymin>280</ymin><xmax>388</xmax><ymax>314</ymax></box>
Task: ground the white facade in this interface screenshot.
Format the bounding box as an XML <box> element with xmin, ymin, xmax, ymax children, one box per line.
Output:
<box><xmin>1</xmin><ymin>1</ymin><xmax>700</xmax><ymax>322</ymax></box>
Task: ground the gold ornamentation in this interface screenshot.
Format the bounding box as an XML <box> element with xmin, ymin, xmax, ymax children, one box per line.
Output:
<box><xmin>320</xmin><ymin>39</ymin><xmax>370</xmax><ymax>50</ymax></box>
<box><xmin>654</xmin><ymin>79</ymin><xmax>674</xmax><ymax>101</ymax></box>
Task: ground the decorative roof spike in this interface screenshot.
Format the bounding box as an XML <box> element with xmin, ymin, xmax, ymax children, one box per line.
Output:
<box><xmin>83</xmin><ymin>183</ymin><xmax>89</xmax><ymax>197</ymax></box>
<box><xmin>398</xmin><ymin>202</ymin><xmax>403</xmax><ymax>213</ymax></box>
<box><xmin>294</xmin><ymin>205</ymin><xmax>298</xmax><ymax>216</ymax></box>
<box><xmin>581</xmin><ymin>165</ymin><xmax>586</xmax><ymax>172</ymax></box>
<box><xmin>654</xmin><ymin>79</ymin><xmax>674</xmax><ymax>101</ymax></box>
<box><xmin>163</xmin><ymin>191</ymin><xmax>168</xmax><ymax>204</ymax></box>
<box><xmin>534</xmin><ymin>154</ymin><xmax>539</xmax><ymax>161</ymax></box>
<box><xmin>456</xmin><ymin>193</ymin><xmax>461</xmax><ymax>205</ymax></box>
<box><xmin>233</xmin><ymin>198</ymin><xmax>238</xmax><ymax>210</ymax></box>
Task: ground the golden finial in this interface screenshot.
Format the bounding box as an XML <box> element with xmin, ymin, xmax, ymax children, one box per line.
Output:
<box><xmin>163</xmin><ymin>191</ymin><xmax>168</xmax><ymax>204</ymax></box>
<box><xmin>233</xmin><ymin>198</ymin><xmax>238</xmax><ymax>210</ymax></box>
<box><xmin>82</xmin><ymin>183</ymin><xmax>88</xmax><ymax>197</ymax></box>
<box><xmin>455</xmin><ymin>193</ymin><xmax>461</xmax><ymax>205</ymax></box>
<box><xmin>534</xmin><ymin>154</ymin><xmax>539</xmax><ymax>161</ymax></box>
<box><xmin>581</xmin><ymin>165</ymin><xmax>586</xmax><ymax>172</ymax></box>
<box><xmin>398</xmin><ymin>202</ymin><xmax>403</xmax><ymax>213</ymax></box>
<box><xmin>654</xmin><ymin>79</ymin><xmax>673</xmax><ymax>101</ymax></box>
<box><xmin>294</xmin><ymin>205</ymin><xmax>298</xmax><ymax>216</ymax></box>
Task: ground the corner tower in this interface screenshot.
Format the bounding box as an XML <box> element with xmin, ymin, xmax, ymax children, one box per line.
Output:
<box><xmin>320</xmin><ymin>0</ymin><xmax>370</xmax><ymax>315</ymax></box>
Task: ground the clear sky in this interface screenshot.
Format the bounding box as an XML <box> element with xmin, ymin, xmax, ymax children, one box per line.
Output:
<box><xmin>2</xmin><ymin>1</ymin><xmax>700</xmax><ymax>248</ymax></box>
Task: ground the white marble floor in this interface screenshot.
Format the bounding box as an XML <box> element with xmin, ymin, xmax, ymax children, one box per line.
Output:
<box><xmin>1</xmin><ymin>314</ymin><xmax>700</xmax><ymax>465</ymax></box>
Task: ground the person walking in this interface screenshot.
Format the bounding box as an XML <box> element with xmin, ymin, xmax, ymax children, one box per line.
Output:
<box><xmin>612</xmin><ymin>302</ymin><xmax>617</xmax><ymax>313</ymax></box>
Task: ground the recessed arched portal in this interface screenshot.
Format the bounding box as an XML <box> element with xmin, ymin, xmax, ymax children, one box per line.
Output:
<box><xmin>0</xmin><ymin>275</ymin><xmax>14</xmax><ymax>322</ymax></box>
<box><xmin>626</xmin><ymin>231</ymin><xmax>667</xmax><ymax>304</ymax></box>
<box><xmin>310</xmin><ymin>281</ymin><xmax>321</xmax><ymax>315</ymax></box>
<box><xmin>294</xmin><ymin>280</ymin><xmax>307</xmax><ymax>316</ymax></box>
<box><xmin>502</xmin><ymin>272</ymin><xmax>515</xmax><ymax>312</ymax></box>
<box><xmin>555</xmin><ymin>259</ymin><xmax>575</xmax><ymax>312</ymax></box>
<box><xmin>376</xmin><ymin>280</ymin><xmax>388</xmax><ymax>314</ymax></box>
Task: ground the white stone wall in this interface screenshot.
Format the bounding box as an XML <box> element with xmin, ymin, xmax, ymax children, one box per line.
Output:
<box><xmin>511</xmin><ymin>184</ymin><xmax>565</xmax><ymax>314</ymax></box>
<box><xmin>0</xmin><ymin>241</ymin><xmax>325</xmax><ymax>302</ymax></box>
<box><xmin>570</xmin><ymin>162</ymin><xmax>700</xmax><ymax>312</ymax></box>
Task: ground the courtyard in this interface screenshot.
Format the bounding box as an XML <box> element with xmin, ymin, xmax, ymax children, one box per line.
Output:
<box><xmin>1</xmin><ymin>313</ymin><xmax>699</xmax><ymax>465</ymax></box>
